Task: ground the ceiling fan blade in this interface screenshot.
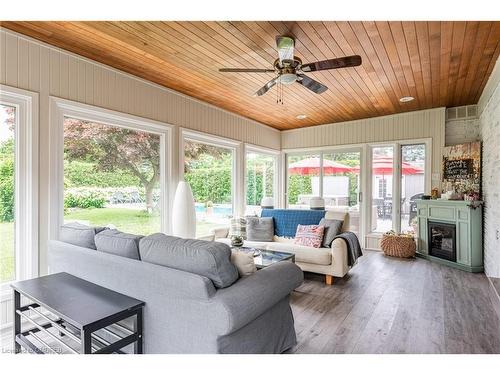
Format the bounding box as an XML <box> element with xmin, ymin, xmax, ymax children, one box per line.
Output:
<box><xmin>297</xmin><ymin>74</ymin><xmax>328</xmax><ymax>94</ymax></box>
<box><xmin>219</xmin><ymin>68</ymin><xmax>275</xmax><ymax>73</ymax></box>
<box><xmin>254</xmin><ymin>77</ymin><xmax>279</xmax><ymax>97</ymax></box>
<box><xmin>301</xmin><ymin>55</ymin><xmax>362</xmax><ymax>72</ymax></box>
<box><xmin>276</xmin><ymin>36</ymin><xmax>295</xmax><ymax>66</ymax></box>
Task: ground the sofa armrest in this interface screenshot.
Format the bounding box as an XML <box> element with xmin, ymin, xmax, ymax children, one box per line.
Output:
<box><xmin>196</xmin><ymin>234</ymin><xmax>215</xmax><ymax>241</ymax></box>
<box><xmin>211</xmin><ymin>261</ymin><xmax>303</xmax><ymax>334</ymax></box>
<box><xmin>330</xmin><ymin>237</ymin><xmax>349</xmax><ymax>276</ymax></box>
<box><xmin>210</xmin><ymin>226</ymin><xmax>230</xmax><ymax>239</ymax></box>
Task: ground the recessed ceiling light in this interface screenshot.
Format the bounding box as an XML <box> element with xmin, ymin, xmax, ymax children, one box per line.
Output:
<box><xmin>399</xmin><ymin>96</ymin><xmax>414</xmax><ymax>103</ymax></box>
<box><xmin>296</xmin><ymin>114</ymin><xmax>307</xmax><ymax>119</ymax></box>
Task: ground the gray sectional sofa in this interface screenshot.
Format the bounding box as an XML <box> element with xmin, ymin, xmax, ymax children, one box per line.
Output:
<box><xmin>48</xmin><ymin>223</ymin><xmax>303</xmax><ymax>354</ymax></box>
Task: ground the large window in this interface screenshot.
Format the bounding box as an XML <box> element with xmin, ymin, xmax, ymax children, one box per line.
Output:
<box><xmin>0</xmin><ymin>86</ymin><xmax>38</xmax><ymax>291</ymax></box>
<box><xmin>287</xmin><ymin>154</ymin><xmax>320</xmax><ymax>208</ymax></box>
<box><xmin>0</xmin><ymin>104</ymin><xmax>16</xmax><ymax>283</ymax></box>
<box><xmin>63</xmin><ymin>117</ymin><xmax>162</xmax><ymax>235</ymax></box>
<box><xmin>184</xmin><ymin>138</ymin><xmax>234</xmax><ymax>236</ymax></box>
<box><xmin>245</xmin><ymin>151</ymin><xmax>277</xmax><ymax>216</ymax></box>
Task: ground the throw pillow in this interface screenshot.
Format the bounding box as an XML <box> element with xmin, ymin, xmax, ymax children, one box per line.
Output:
<box><xmin>246</xmin><ymin>217</ymin><xmax>274</xmax><ymax>242</ymax></box>
<box><xmin>231</xmin><ymin>250</ymin><xmax>257</xmax><ymax>277</ymax></box>
<box><xmin>319</xmin><ymin>218</ymin><xmax>344</xmax><ymax>248</ymax></box>
<box><xmin>95</xmin><ymin>229</ymin><xmax>143</xmax><ymax>260</ymax></box>
<box><xmin>294</xmin><ymin>224</ymin><xmax>325</xmax><ymax>248</ymax></box>
<box><xmin>60</xmin><ymin>222</ymin><xmax>106</xmax><ymax>249</ymax></box>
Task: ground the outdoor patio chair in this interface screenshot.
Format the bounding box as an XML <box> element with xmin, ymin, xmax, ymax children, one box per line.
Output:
<box><xmin>111</xmin><ymin>191</ymin><xmax>125</xmax><ymax>204</ymax></box>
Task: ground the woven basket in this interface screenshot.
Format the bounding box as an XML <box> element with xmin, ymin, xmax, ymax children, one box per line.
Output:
<box><xmin>380</xmin><ymin>233</ymin><xmax>416</xmax><ymax>258</ymax></box>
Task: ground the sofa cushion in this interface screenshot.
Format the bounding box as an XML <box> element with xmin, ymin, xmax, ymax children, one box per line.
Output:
<box><xmin>231</xmin><ymin>250</ymin><xmax>257</xmax><ymax>277</ymax></box>
<box><xmin>294</xmin><ymin>224</ymin><xmax>325</xmax><ymax>248</ymax></box>
<box><xmin>60</xmin><ymin>222</ymin><xmax>105</xmax><ymax>249</ymax></box>
<box><xmin>95</xmin><ymin>229</ymin><xmax>142</xmax><ymax>260</ymax></box>
<box><xmin>261</xmin><ymin>209</ymin><xmax>326</xmax><ymax>238</ymax></box>
<box><xmin>246</xmin><ymin>217</ymin><xmax>274</xmax><ymax>242</ymax></box>
<box><xmin>319</xmin><ymin>218</ymin><xmax>344</xmax><ymax>248</ymax></box>
<box><xmin>139</xmin><ymin>233</ymin><xmax>239</xmax><ymax>288</ymax></box>
<box><xmin>325</xmin><ymin>208</ymin><xmax>349</xmax><ymax>232</ymax></box>
<box><xmin>266</xmin><ymin>243</ymin><xmax>332</xmax><ymax>266</ymax></box>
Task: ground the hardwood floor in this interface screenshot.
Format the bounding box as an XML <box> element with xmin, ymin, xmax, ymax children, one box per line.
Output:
<box><xmin>2</xmin><ymin>250</ymin><xmax>499</xmax><ymax>354</ymax></box>
<box><xmin>290</xmin><ymin>250</ymin><xmax>500</xmax><ymax>354</ymax></box>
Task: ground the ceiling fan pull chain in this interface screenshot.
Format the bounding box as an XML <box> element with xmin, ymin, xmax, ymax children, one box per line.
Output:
<box><xmin>282</xmin><ymin>81</ymin><xmax>284</xmax><ymax>105</ymax></box>
<box><xmin>276</xmin><ymin>79</ymin><xmax>279</xmax><ymax>104</ymax></box>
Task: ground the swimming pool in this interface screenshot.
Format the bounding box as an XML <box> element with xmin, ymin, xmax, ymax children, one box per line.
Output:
<box><xmin>194</xmin><ymin>203</ymin><xmax>232</xmax><ymax>216</ymax></box>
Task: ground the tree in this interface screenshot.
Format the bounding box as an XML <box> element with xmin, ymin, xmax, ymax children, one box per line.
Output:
<box><xmin>184</xmin><ymin>140</ymin><xmax>224</xmax><ymax>173</ymax></box>
<box><xmin>64</xmin><ymin>118</ymin><xmax>160</xmax><ymax>212</ymax></box>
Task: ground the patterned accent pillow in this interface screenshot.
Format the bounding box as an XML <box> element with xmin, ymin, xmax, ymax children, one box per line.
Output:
<box><xmin>294</xmin><ymin>224</ymin><xmax>325</xmax><ymax>248</ymax></box>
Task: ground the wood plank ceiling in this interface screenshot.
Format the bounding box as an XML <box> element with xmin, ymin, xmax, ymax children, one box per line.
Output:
<box><xmin>1</xmin><ymin>21</ymin><xmax>499</xmax><ymax>130</ymax></box>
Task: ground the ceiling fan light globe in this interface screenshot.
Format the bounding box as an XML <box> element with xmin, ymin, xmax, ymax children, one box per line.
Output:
<box><xmin>279</xmin><ymin>73</ymin><xmax>297</xmax><ymax>85</ymax></box>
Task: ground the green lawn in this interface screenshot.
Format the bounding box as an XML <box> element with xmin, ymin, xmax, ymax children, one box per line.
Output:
<box><xmin>0</xmin><ymin>221</ymin><xmax>15</xmax><ymax>283</ymax></box>
<box><xmin>0</xmin><ymin>208</ymin><xmax>223</xmax><ymax>283</ymax></box>
<box><xmin>65</xmin><ymin>207</ymin><xmax>220</xmax><ymax>236</ymax></box>
<box><xmin>65</xmin><ymin>207</ymin><xmax>161</xmax><ymax>235</ymax></box>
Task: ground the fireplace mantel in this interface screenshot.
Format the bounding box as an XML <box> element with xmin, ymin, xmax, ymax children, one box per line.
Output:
<box><xmin>416</xmin><ymin>199</ymin><xmax>483</xmax><ymax>272</ymax></box>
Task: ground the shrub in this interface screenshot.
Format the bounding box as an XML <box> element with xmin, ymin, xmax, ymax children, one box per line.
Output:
<box><xmin>184</xmin><ymin>167</ymin><xmax>232</xmax><ymax>204</ymax></box>
<box><xmin>287</xmin><ymin>175</ymin><xmax>312</xmax><ymax>204</ymax></box>
<box><xmin>64</xmin><ymin>160</ymin><xmax>140</xmax><ymax>188</ymax></box>
<box><xmin>64</xmin><ymin>189</ymin><xmax>106</xmax><ymax>209</ymax></box>
<box><xmin>0</xmin><ymin>158</ymin><xmax>14</xmax><ymax>222</ymax></box>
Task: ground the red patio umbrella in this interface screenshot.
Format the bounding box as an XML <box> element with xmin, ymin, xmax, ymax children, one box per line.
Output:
<box><xmin>351</xmin><ymin>156</ymin><xmax>423</xmax><ymax>175</ymax></box>
<box><xmin>288</xmin><ymin>157</ymin><xmax>354</xmax><ymax>175</ymax></box>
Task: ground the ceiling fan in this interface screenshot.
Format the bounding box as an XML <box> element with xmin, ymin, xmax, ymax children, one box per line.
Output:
<box><xmin>219</xmin><ymin>36</ymin><xmax>362</xmax><ymax>97</ymax></box>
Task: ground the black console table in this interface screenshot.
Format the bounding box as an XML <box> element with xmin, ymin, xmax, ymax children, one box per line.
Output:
<box><xmin>11</xmin><ymin>272</ymin><xmax>145</xmax><ymax>354</ymax></box>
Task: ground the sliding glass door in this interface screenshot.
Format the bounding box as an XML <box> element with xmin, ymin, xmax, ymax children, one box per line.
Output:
<box><xmin>286</xmin><ymin>149</ymin><xmax>363</xmax><ymax>238</ymax></box>
<box><xmin>400</xmin><ymin>144</ymin><xmax>426</xmax><ymax>234</ymax></box>
<box><xmin>322</xmin><ymin>151</ymin><xmax>362</xmax><ymax>237</ymax></box>
<box><xmin>286</xmin><ymin>153</ymin><xmax>320</xmax><ymax>208</ymax></box>
<box><xmin>371</xmin><ymin>146</ymin><xmax>394</xmax><ymax>233</ymax></box>
<box><xmin>369</xmin><ymin>142</ymin><xmax>427</xmax><ymax>235</ymax></box>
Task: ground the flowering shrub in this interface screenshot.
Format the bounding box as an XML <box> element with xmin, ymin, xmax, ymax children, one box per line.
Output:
<box><xmin>64</xmin><ymin>189</ymin><xmax>106</xmax><ymax>209</ymax></box>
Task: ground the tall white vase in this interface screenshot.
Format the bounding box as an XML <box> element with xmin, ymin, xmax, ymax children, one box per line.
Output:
<box><xmin>172</xmin><ymin>181</ymin><xmax>197</xmax><ymax>238</ymax></box>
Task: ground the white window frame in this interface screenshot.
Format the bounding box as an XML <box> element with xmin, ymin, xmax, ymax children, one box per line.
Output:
<box><xmin>49</xmin><ymin>97</ymin><xmax>173</xmax><ymax>240</ymax></box>
<box><xmin>179</xmin><ymin>129</ymin><xmax>242</xmax><ymax>217</ymax></box>
<box><xmin>0</xmin><ymin>85</ymin><xmax>39</xmax><ymax>299</ymax></box>
<box><xmin>244</xmin><ymin>144</ymin><xmax>281</xmax><ymax>211</ymax></box>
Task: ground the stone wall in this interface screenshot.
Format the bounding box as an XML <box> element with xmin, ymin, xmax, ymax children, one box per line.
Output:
<box><xmin>479</xmin><ymin>58</ymin><xmax>500</xmax><ymax>278</ymax></box>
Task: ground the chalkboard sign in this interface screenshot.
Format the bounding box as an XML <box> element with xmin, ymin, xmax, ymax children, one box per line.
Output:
<box><xmin>443</xmin><ymin>158</ymin><xmax>474</xmax><ymax>179</ymax></box>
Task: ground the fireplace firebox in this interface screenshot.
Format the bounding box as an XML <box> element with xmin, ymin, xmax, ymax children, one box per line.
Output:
<box><xmin>427</xmin><ymin>221</ymin><xmax>457</xmax><ymax>262</ymax></box>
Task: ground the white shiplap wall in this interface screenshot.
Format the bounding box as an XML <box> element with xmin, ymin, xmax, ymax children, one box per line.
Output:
<box><xmin>282</xmin><ymin>108</ymin><xmax>446</xmax><ymax>185</ymax></box>
<box><xmin>0</xmin><ymin>28</ymin><xmax>281</xmax><ymax>281</ymax></box>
